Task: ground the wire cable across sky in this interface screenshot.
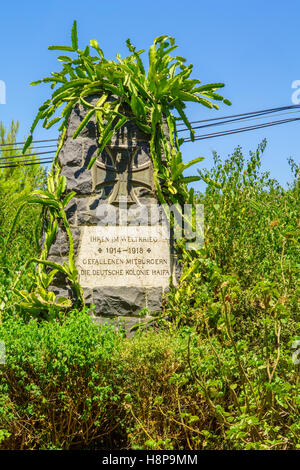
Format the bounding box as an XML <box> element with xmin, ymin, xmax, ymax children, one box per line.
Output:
<box><xmin>0</xmin><ymin>159</ymin><xmax>54</xmax><ymax>169</ymax></box>
<box><xmin>183</xmin><ymin>116</ymin><xmax>300</xmax><ymax>142</ymax></box>
<box><xmin>0</xmin><ymin>138</ymin><xmax>58</xmax><ymax>148</ymax></box>
<box><xmin>176</xmin><ymin>104</ymin><xmax>300</xmax><ymax>126</ymax></box>
<box><xmin>1</xmin><ymin>104</ymin><xmax>300</xmax><ymax>167</ymax></box>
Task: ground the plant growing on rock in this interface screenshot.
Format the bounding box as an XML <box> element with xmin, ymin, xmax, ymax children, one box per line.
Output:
<box><xmin>7</xmin><ymin>21</ymin><xmax>231</xmax><ymax>314</ymax></box>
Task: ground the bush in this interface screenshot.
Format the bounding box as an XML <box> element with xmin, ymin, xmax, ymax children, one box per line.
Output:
<box><xmin>0</xmin><ymin>140</ymin><xmax>298</xmax><ymax>450</ymax></box>
<box><xmin>0</xmin><ymin>309</ymin><xmax>298</xmax><ymax>450</ymax></box>
<box><xmin>0</xmin><ymin>310</ymin><xmax>124</xmax><ymax>449</ymax></box>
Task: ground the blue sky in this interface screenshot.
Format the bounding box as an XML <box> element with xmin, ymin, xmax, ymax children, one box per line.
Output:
<box><xmin>0</xmin><ymin>0</ymin><xmax>299</xmax><ymax>189</ymax></box>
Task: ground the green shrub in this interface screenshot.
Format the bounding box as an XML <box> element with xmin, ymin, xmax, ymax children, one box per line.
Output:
<box><xmin>0</xmin><ymin>309</ymin><xmax>298</xmax><ymax>450</ymax></box>
<box><xmin>164</xmin><ymin>142</ymin><xmax>299</xmax><ymax>334</ymax></box>
<box><xmin>0</xmin><ymin>309</ymin><xmax>124</xmax><ymax>449</ymax></box>
<box><xmin>0</xmin><ymin>140</ymin><xmax>298</xmax><ymax>450</ymax></box>
<box><xmin>197</xmin><ymin>142</ymin><xmax>299</xmax><ymax>290</ymax></box>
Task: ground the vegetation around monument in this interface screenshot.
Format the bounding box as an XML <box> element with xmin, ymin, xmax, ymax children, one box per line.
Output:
<box><xmin>0</xmin><ymin>22</ymin><xmax>299</xmax><ymax>450</ymax></box>
<box><xmin>4</xmin><ymin>21</ymin><xmax>231</xmax><ymax>316</ymax></box>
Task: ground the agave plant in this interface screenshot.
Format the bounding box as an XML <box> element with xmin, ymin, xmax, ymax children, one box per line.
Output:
<box><xmin>8</xmin><ymin>21</ymin><xmax>231</xmax><ymax>315</ymax></box>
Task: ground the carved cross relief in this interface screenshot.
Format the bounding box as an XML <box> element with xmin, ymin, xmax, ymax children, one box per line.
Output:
<box><xmin>93</xmin><ymin>146</ymin><xmax>154</xmax><ymax>205</ymax></box>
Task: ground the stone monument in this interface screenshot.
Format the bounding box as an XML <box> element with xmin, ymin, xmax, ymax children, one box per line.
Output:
<box><xmin>49</xmin><ymin>96</ymin><xmax>178</xmax><ymax>329</ymax></box>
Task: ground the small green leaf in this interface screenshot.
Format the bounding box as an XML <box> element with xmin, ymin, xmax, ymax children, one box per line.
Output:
<box><xmin>30</xmin><ymin>80</ymin><xmax>42</xmax><ymax>86</ymax></box>
<box><xmin>71</xmin><ymin>20</ymin><xmax>78</xmax><ymax>50</ymax></box>
<box><xmin>48</xmin><ymin>45</ymin><xmax>75</xmax><ymax>52</ymax></box>
<box><xmin>90</xmin><ymin>39</ymin><xmax>104</xmax><ymax>58</ymax></box>
<box><xmin>57</xmin><ymin>56</ymin><xmax>73</xmax><ymax>63</ymax></box>
<box><xmin>183</xmin><ymin>156</ymin><xmax>205</xmax><ymax>171</ymax></box>
<box><xmin>44</xmin><ymin>116</ymin><xmax>61</xmax><ymax>129</ymax></box>
<box><xmin>182</xmin><ymin>176</ymin><xmax>201</xmax><ymax>183</ymax></box>
<box><xmin>72</xmin><ymin>109</ymin><xmax>95</xmax><ymax>139</ymax></box>
<box><xmin>23</xmin><ymin>135</ymin><xmax>33</xmax><ymax>154</ymax></box>
<box><xmin>62</xmin><ymin>192</ymin><xmax>76</xmax><ymax>208</ymax></box>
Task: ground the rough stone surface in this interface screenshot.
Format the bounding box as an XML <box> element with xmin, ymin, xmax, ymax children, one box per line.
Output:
<box><xmin>92</xmin><ymin>287</ymin><xmax>147</xmax><ymax>316</ymax></box>
<box><xmin>49</xmin><ymin>285</ymin><xmax>73</xmax><ymax>299</ymax></box>
<box><xmin>60</xmin><ymin>165</ymin><xmax>93</xmax><ymax>195</ymax></box>
<box><xmin>91</xmin><ymin>286</ymin><xmax>163</xmax><ymax>317</ymax></box>
<box><xmin>82</xmin><ymin>287</ymin><xmax>93</xmax><ymax>306</ymax></box>
<box><xmin>58</xmin><ymin>138</ymin><xmax>84</xmax><ymax>167</ymax></box>
<box><xmin>65</xmin><ymin>199</ymin><xmax>77</xmax><ymax>225</ymax></box>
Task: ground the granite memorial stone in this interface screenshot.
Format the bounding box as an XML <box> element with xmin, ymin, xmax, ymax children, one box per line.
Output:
<box><xmin>49</xmin><ymin>96</ymin><xmax>178</xmax><ymax>328</ymax></box>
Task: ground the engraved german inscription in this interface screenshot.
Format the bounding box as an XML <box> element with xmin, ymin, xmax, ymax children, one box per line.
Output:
<box><xmin>76</xmin><ymin>226</ymin><xmax>172</xmax><ymax>288</ymax></box>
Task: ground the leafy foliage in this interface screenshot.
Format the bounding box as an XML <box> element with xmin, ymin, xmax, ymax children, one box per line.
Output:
<box><xmin>0</xmin><ymin>305</ymin><xmax>298</xmax><ymax>450</ymax></box>
<box><xmin>0</xmin><ymin>310</ymin><xmax>124</xmax><ymax>449</ymax></box>
<box><xmin>0</xmin><ymin>121</ymin><xmax>46</xmax><ymax>318</ymax></box>
<box><xmin>2</xmin><ymin>122</ymin><xmax>82</xmax><ymax>316</ymax></box>
<box><xmin>26</xmin><ymin>20</ymin><xmax>230</xmax><ymax>207</ymax></box>
<box><xmin>1</xmin><ymin>22</ymin><xmax>298</xmax><ymax>452</ymax></box>
<box><xmin>0</xmin><ymin>141</ymin><xmax>299</xmax><ymax>450</ymax></box>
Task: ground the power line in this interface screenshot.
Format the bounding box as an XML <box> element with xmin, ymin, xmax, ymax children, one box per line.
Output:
<box><xmin>0</xmin><ymin>150</ymin><xmax>56</xmax><ymax>161</ymax></box>
<box><xmin>183</xmin><ymin>116</ymin><xmax>300</xmax><ymax>142</ymax></box>
<box><xmin>185</xmin><ymin>117</ymin><xmax>300</xmax><ymax>141</ymax></box>
<box><xmin>0</xmin><ymin>105</ymin><xmax>299</xmax><ymax>167</ymax></box>
<box><xmin>178</xmin><ymin>109</ymin><xmax>300</xmax><ymax>133</ymax></box>
<box><xmin>0</xmin><ymin>159</ymin><xmax>53</xmax><ymax>169</ymax></box>
<box><xmin>0</xmin><ymin>144</ymin><xmax>58</xmax><ymax>152</ymax></box>
<box><xmin>0</xmin><ymin>156</ymin><xmax>54</xmax><ymax>166</ymax></box>
<box><xmin>0</xmin><ymin>105</ymin><xmax>298</xmax><ymax>144</ymax></box>
<box><xmin>0</xmin><ymin>138</ymin><xmax>58</xmax><ymax>148</ymax></box>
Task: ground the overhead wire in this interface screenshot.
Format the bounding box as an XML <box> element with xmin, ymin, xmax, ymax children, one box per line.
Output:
<box><xmin>0</xmin><ymin>150</ymin><xmax>56</xmax><ymax>161</ymax></box>
<box><xmin>0</xmin><ymin>144</ymin><xmax>58</xmax><ymax>152</ymax></box>
<box><xmin>0</xmin><ymin>159</ymin><xmax>53</xmax><ymax>169</ymax></box>
<box><xmin>178</xmin><ymin>108</ymin><xmax>300</xmax><ymax>133</ymax></box>
<box><xmin>176</xmin><ymin>104</ymin><xmax>300</xmax><ymax>126</ymax></box>
<box><xmin>0</xmin><ymin>105</ymin><xmax>300</xmax><ymax>167</ymax></box>
<box><xmin>183</xmin><ymin>116</ymin><xmax>300</xmax><ymax>142</ymax></box>
<box><xmin>0</xmin><ymin>138</ymin><xmax>58</xmax><ymax>147</ymax></box>
<box><xmin>0</xmin><ymin>139</ymin><xmax>58</xmax><ymax>168</ymax></box>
